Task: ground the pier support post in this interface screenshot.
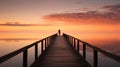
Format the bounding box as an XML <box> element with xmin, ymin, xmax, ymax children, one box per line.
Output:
<box><xmin>71</xmin><ymin>37</ymin><xmax>73</xmax><ymax>45</ymax></box>
<box><xmin>35</xmin><ymin>43</ymin><xmax>38</xmax><ymax>60</ymax></box>
<box><xmin>77</xmin><ymin>40</ymin><xmax>80</xmax><ymax>52</ymax></box>
<box><xmin>74</xmin><ymin>38</ymin><xmax>76</xmax><ymax>48</ymax></box>
<box><xmin>47</xmin><ymin>38</ymin><xmax>49</xmax><ymax>46</ymax></box>
<box><xmin>45</xmin><ymin>39</ymin><xmax>47</xmax><ymax>49</ymax></box>
<box><xmin>94</xmin><ymin>49</ymin><xmax>98</xmax><ymax>67</ymax></box>
<box><xmin>23</xmin><ymin>49</ymin><xmax>28</xmax><ymax>67</ymax></box>
<box><xmin>83</xmin><ymin>43</ymin><xmax>86</xmax><ymax>59</ymax></box>
<box><xmin>41</xmin><ymin>40</ymin><xmax>44</xmax><ymax>53</ymax></box>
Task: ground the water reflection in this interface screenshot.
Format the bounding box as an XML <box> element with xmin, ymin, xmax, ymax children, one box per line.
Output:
<box><xmin>0</xmin><ymin>39</ymin><xmax>120</xmax><ymax>67</ymax></box>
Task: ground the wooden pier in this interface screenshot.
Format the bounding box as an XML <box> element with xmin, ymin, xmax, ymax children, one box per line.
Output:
<box><xmin>31</xmin><ymin>36</ymin><xmax>91</xmax><ymax>67</ymax></box>
<box><xmin>0</xmin><ymin>33</ymin><xmax>120</xmax><ymax>67</ymax></box>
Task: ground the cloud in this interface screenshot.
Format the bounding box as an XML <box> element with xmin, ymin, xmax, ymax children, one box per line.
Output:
<box><xmin>102</xmin><ymin>4</ymin><xmax>120</xmax><ymax>11</ymax></box>
<box><xmin>102</xmin><ymin>4</ymin><xmax>120</xmax><ymax>15</ymax></box>
<box><xmin>43</xmin><ymin>4</ymin><xmax>120</xmax><ymax>25</ymax></box>
<box><xmin>0</xmin><ymin>38</ymin><xmax>38</xmax><ymax>40</ymax></box>
<box><xmin>0</xmin><ymin>22</ymin><xmax>52</xmax><ymax>26</ymax></box>
<box><xmin>0</xmin><ymin>38</ymin><xmax>39</xmax><ymax>42</ymax></box>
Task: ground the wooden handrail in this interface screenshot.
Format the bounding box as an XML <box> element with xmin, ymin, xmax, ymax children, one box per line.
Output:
<box><xmin>63</xmin><ymin>33</ymin><xmax>120</xmax><ymax>67</ymax></box>
<box><xmin>0</xmin><ymin>33</ymin><xmax>57</xmax><ymax>67</ymax></box>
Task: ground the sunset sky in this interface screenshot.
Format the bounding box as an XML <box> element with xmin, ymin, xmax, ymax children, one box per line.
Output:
<box><xmin>0</xmin><ymin>0</ymin><xmax>120</xmax><ymax>40</ymax></box>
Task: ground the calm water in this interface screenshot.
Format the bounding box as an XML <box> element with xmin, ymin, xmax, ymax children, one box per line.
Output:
<box><xmin>0</xmin><ymin>37</ymin><xmax>120</xmax><ymax>67</ymax></box>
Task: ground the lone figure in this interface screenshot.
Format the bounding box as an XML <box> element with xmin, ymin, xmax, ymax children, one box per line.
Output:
<box><xmin>58</xmin><ymin>29</ymin><xmax>61</xmax><ymax>36</ymax></box>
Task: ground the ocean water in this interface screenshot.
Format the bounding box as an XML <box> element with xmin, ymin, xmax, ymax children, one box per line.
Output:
<box><xmin>0</xmin><ymin>37</ymin><xmax>120</xmax><ymax>67</ymax></box>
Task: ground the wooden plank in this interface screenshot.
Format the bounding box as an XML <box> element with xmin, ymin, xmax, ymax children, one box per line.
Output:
<box><xmin>31</xmin><ymin>36</ymin><xmax>91</xmax><ymax>67</ymax></box>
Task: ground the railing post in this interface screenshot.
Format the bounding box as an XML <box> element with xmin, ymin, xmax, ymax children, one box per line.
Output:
<box><xmin>71</xmin><ymin>37</ymin><xmax>73</xmax><ymax>45</ymax></box>
<box><xmin>47</xmin><ymin>38</ymin><xmax>49</xmax><ymax>46</ymax></box>
<box><xmin>77</xmin><ymin>40</ymin><xmax>80</xmax><ymax>52</ymax></box>
<box><xmin>41</xmin><ymin>40</ymin><xmax>44</xmax><ymax>53</ymax></box>
<box><xmin>68</xmin><ymin>36</ymin><xmax>69</xmax><ymax>41</ymax></box>
<box><xmin>74</xmin><ymin>38</ymin><xmax>76</xmax><ymax>48</ymax></box>
<box><xmin>69</xmin><ymin>36</ymin><xmax>70</xmax><ymax>43</ymax></box>
<box><xmin>69</xmin><ymin>37</ymin><xmax>71</xmax><ymax>43</ymax></box>
<box><xmin>49</xmin><ymin>37</ymin><xmax>51</xmax><ymax>45</ymax></box>
<box><xmin>94</xmin><ymin>49</ymin><xmax>98</xmax><ymax>67</ymax></box>
<box><xmin>35</xmin><ymin>43</ymin><xmax>38</xmax><ymax>60</ymax></box>
<box><xmin>70</xmin><ymin>37</ymin><xmax>72</xmax><ymax>44</ymax></box>
<box><xmin>83</xmin><ymin>43</ymin><xmax>86</xmax><ymax>59</ymax></box>
<box><xmin>72</xmin><ymin>37</ymin><xmax>73</xmax><ymax>45</ymax></box>
<box><xmin>45</xmin><ymin>38</ymin><xmax>47</xmax><ymax>48</ymax></box>
<box><xmin>23</xmin><ymin>49</ymin><xmax>28</xmax><ymax>67</ymax></box>
<box><xmin>46</xmin><ymin>38</ymin><xmax>48</xmax><ymax>46</ymax></box>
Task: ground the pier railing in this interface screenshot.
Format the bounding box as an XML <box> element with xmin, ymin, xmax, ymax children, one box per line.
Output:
<box><xmin>63</xmin><ymin>33</ymin><xmax>120</xmax><ymax>67</ymax></box>
<box><xmin>0</xmin><ymin>33</ymin><xmax>57</xmax><ymax>67</ymax></box>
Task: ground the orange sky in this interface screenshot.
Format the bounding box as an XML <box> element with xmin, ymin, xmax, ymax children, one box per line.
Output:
<box><xmin>0</xmin><ymin>0</ymin><xmax>120</xmax><ymax>41</ymax></box>
<box><xmin>0</xmin><ymin>24</ymin><xmax>119</xmax><ymax>40</ymax></box>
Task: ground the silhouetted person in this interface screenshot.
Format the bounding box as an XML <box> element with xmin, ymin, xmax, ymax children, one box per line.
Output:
<box><xmin>58</xmin><ymin>29</ymin><xmax>61</xmax><ymax>36</ymax></box>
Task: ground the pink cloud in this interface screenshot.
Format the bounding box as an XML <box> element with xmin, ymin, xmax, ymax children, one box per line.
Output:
<box><xmin>43</xmin><ymin>4</ymin><xmax>120</xmax><ymax>25</ymax></box>
<box><xmin>0</xmin><ymin>22</ymin><xmax>52</xmax><ymax>26</ymax></box>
